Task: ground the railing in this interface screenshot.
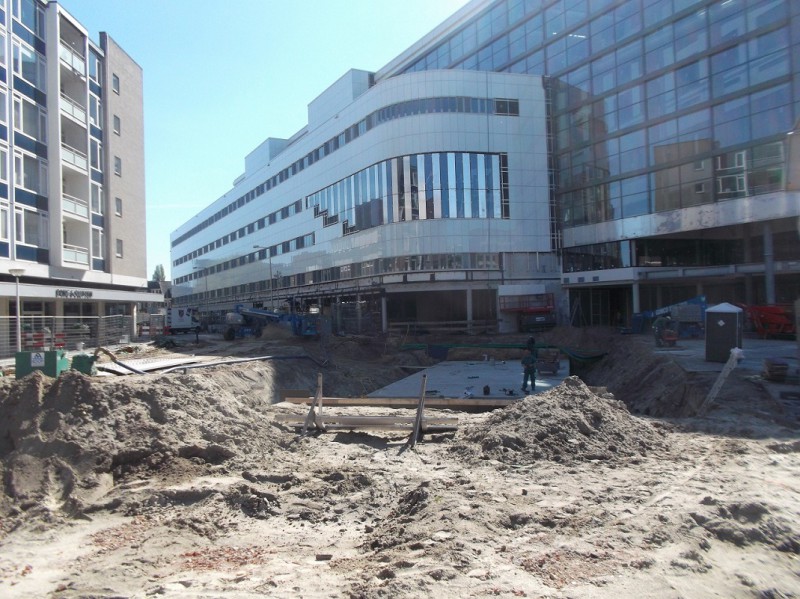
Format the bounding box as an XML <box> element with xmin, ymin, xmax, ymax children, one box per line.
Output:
<box><xmin>63</xmin><ymin>243</ymin><xmax>89</xmax><ymax>265</ymax></box>
<box><xmin>388</xmin><ymin>319</ymin><xmax>499</xmax><ymax>336</ymax></box>
<box><xmin>62</xmin><ymin>193</ymin><xmax>89</xmax><ymax>219</ymax></box>
<box><xmin>0</xmin><ymin>315</ymin><xmax>134</xmax><ymax>360</ymax></box>
<box><xmin>60</xmin><ymin>93</ymin><xmax>87</xmax><ymax>123</ymax></box>
<box><xmin>59</xmin><ymin>42</ymin><xmax>86</xmax><ymax>76</ymax></box>
<box><xmin>61</xmin><ymin>143</ymin><xmax>88</xmax><ymax>171</ymax></box>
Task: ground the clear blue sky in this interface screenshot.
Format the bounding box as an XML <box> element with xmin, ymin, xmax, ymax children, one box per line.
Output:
<box><xmin>64</xmin><ymin>0</ymin><xmax>471</xmax><ymax>280</ymax></box>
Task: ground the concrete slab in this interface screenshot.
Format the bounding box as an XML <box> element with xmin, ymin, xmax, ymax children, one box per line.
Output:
<box><xmin>368</xmin><ymin>358</ymin><xmax>571</xmax><ymax>400</ymax></box>
<box><xmin>652</xmin><ymin>337</ymin><xmax>798</xmax><ymax>374</ymax></box>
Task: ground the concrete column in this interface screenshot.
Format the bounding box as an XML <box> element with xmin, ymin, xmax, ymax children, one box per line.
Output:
<box><xmin>381</xmin><ymin>295</ymin><xmax>388</xmax><ymax>334</ymax></box>
<box><xmin>466</xmin><ymin>288</ymin><xmax>473</xmax><ymax>334</ymax></box>
<box><xmin>743</xmin><ymin>224</ymin><xmax>754</xmax><ymax>305</ymax></box>
<box><xmin>763</xmin><ymin>222</ymin><xmax>776</xmax><ymax>305</ymax></box>
<box><xmin>632</xmin><ymin>282</ymin><xmax>640</xmax><ymax>313</ymax></box>
<box><xmin>356</xmin><ymin>292</ymin><xmax>362</xmax><ymax>334</ymax></box>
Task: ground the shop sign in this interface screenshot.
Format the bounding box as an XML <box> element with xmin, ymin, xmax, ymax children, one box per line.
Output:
<box><xmin>55</xmin><ymin>289</ymin><xmax>93</xmax><ymax>299</ymax></box>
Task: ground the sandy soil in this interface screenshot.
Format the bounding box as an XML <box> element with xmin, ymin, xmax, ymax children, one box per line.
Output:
<box><xmin>0</xmin><ymin>326</ymin><xmax>798</xmax><ymax>598</ymax></box>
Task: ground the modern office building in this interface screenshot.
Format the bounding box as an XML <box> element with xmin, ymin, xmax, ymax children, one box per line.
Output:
<box><xmin>172</xmin><ymin>0</ymin><xmax>799</xmax><ymax>332</ymax></box>
<box><xmin>0</xmin><ymin>0</ymin><xmax>154</xmax><ymax>354</ymax></box>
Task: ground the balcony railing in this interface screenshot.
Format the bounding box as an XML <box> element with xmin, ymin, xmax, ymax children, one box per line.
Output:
<box><xmin>61</xmin><ymin>143</ymin><xmax>88</xmax><ymax>171</ymax></box>
<box><xmin>62</xmin><ymin>193</ymin><xmax>89</xmax><ymax>219</ymax></box>
<box><xmin>63</xmin><ymin>243</ymin><xmax>89</xmax><ymax>265</ymax></box>
<box><xmin>60</xmin><ymin>93</ymin><xmax>87</xmax><ymax>123</ymax></box>
<box><xmin>59</xmin><ymin>42</ymin><xmax>86</xmax><ymax>76</ymax></box>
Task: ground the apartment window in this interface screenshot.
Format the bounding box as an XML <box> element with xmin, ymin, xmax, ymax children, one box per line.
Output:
<box><xmin>92</xmin><ymin>228</ymin><xmax>104</xmax><ymax>259</ymax></box>
<box><xmin>114</xmin><ymin>156</ymin><xmax>122</xmax><ymax>176</ymax></box>
<box><xmin>13</xmin><ymin>0</ymin><xmax>45</xmax><ymax>38</ymax></box>
<box><xmin>12</xmin><ymin>41</ymin><xmax>46</xmax><ymax>92</ymax></box>
<box><xmin>115</xmin><ymin>238</ymin><xmax>123</xmax><ymax>257</ymax></box>
<box><xmin>112</xmin><ymin>73</ymin><xmax>120</xmax><ymax>94</ymax></box>
<box><xmin>0</xmin><ymin>32</ymin><xmax>5</xmax><ymax>67</ymax></box>
<box><xmin>91</xmin><ymin>183</ymin><xmax>103</xmax><ymax>214</ymax></box>
<box><xmin>13</xmin><ymin>95</ymin><xmax>46</xmax><ymax>141</ymax></box>
<box><xmin>14</xmin><ymin>206</ymin><xmax>48</xmax><ymax>246</ymax></box>
<box><xmin>89</xmin><ymin>52</ymin><xmax>101</xmax><ymax>84</ymax></box>
<box><xmin>0</xmin><ymin>145</ymin><xmax>7</xmax><ymax>182</ymax></box>
<box><xmin>90</xmin><ymin>139</ymin><xmax>102</xmax><ymax>170</ymax></box>
<box><xmin>113</xmin><ymin>115</ymin><xmax>121</xmax><ymax>135</ymax></box>
<box><xmin>13</xmin><ymin>151</ymin><xmax>46</xmax><ymax>194</ymax></box>
<box><xmin>89</xmin><ymin>95</ymin><xmax>102</xmax><ymax>127</ymax></box>
<box><xmin>115</xmin><ymin>197</ymin><xmax>122</xmax><ymax>216</ymax></box>
<box><xmin>0</xmin><ymin>202</ymin><xmax>8</xmax><ymax>240</ymax></box>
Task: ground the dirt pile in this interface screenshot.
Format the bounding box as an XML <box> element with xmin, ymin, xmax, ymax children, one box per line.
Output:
<box><xmin>0</xmin><ymin>368</ymin><xmax>281</xmax><ymax>521</ymax></box>
<box><xmin>451</xmin><ymin>376</ymin><xmax>669</xmax><ymax>465</ymax></box>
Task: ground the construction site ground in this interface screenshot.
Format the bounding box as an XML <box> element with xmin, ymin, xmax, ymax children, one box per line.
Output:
<box><xmin>0</xmin><ymin>325</ymin><xmax>798</xmax><ymax>598</ymax></box>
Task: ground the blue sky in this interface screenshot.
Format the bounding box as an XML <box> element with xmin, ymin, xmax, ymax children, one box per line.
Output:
<box><xmin>64</xmin><ymin>0</ymin><xmax>471</xmax><ymax>279</ymax></box>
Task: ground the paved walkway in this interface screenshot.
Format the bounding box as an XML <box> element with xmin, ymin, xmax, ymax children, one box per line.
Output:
<box><xmin>368</xmin><ymin>358</ymin><xmax>571</xmax><ymax>399</ymax></box>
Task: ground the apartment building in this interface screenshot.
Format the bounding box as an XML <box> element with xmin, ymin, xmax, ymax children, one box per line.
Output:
<box><xmin>172</xmin><ymin>0</ymin><xmax>799</xmax><ymax>331</ymax></box>
<box><xmin>0</xmin><ymin>0</ymin><xmax>154</xmax><ymax>354</ymax></box>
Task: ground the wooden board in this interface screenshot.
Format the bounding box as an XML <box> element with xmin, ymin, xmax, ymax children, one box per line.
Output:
<box><xmin>281</xmin><ymin>396</ymin><xmax>518</xmax><ymax>409</ymax></box>
<box><xmin>275</xmin><ymin>413</ymin><xmax>458</xmax><ymax>432</ymax></box>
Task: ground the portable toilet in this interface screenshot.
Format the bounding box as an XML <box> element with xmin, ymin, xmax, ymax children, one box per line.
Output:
<box><xmin>705</xmin><ymin>303</ymin><xmax>743</xmax><ymax>362</ymax></box>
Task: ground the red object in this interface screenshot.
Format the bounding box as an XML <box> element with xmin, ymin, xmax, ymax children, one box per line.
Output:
<box><xmin>661</xmin><ymin>328</ymin><xmax>678</xmax><ymax>347</ymax></box>
<box><xmin>746</xmin><ymin>305</ymin><xmax>796</xmax><ymax>339</ymax></box>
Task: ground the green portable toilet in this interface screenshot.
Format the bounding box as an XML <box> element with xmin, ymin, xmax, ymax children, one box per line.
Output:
<box><xmin>15</xmin><ymin>350</ymin><xmax>70</xmax><ymax>379</ymax></box>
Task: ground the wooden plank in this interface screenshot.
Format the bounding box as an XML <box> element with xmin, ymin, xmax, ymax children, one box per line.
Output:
<box><xmin>282</xmin><ymin>396</ymin><xmax>518</xmax><ymax>408</ymax></box>
<box><xmin>275</xmin><ymin>414</ymin><xmax>457</xmax><ymax>426</ymax></box>
<box><xmin>274</xmin><ymin>414</ymin><xmax>458</xmax><ymax>432</ymax></box>
<box><xmin>306</xmin><ymin>423</ymin><xmax>458</xmax><ymax>433</ymax></box>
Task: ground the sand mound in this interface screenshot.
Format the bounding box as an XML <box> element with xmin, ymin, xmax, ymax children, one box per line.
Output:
<box><xmin>451</xmin><ymin>376</ymin><xmax>669</xmax><ymax>465</ymax></box>
<box><xmin>0</xmin><ymin>368</ymin><xmax>280</xmax><ymax>518</ymax></box>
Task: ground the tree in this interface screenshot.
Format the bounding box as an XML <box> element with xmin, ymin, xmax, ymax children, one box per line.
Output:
<box><xmin>151</xmin><ymin>264</ymin><xmax>166</xmax><ymax>282</ymax></box>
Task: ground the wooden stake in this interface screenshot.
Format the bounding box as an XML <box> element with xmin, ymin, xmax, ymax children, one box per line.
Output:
<box><xmin>409</xmin><ymin>374</ymin><xmax>428</xmax><ymax>448</ymax></box>
<box><xmin>303</xmin><ymin>372</ymin><xmax>324</xmax><ymax>434</ymax></box>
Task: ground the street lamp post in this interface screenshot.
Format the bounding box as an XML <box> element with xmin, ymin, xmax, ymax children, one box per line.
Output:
<box><xmin>9</xmin><ymin>268</ymin><xmax>25</xmax><ymax>353</ymax></box>
<box><xmin>253</xmin><ymin>245</ymin><xmax>274</xmax><ymax>311</ymax></box>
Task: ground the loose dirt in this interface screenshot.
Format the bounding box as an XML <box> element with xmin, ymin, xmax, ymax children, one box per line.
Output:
<box><xmin>0</xmin><ymin>326</ymin><xmax>798</xmax><ymax>598</ymax></box>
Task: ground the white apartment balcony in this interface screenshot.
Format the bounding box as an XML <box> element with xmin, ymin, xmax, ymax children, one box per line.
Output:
<box><xmin>63</xmin><ymin>243</ymin><xmax>89</xmax><ymax>265</ymax></box>
<box><xmin>60</xmin><ymin>93</ymin><xmax>87</xmax><ymax>124</ymax></box>
<box><xmin>62</xmin><ymin>192</ymin><xmax>89</xmax><ymax>220</ymax></box>
<box><xmin>61</xmin><ymin>143</ymin><xmax>88</xmax><ymax>172</ymax></box>
<box><xmin>59</xmin><ymin>42</ymin><xmax>86</xmax><ymax>77</ymax></box>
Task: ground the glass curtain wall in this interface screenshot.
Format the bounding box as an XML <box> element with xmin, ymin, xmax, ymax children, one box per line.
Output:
<box><xmin>401</xmin><ymin>0</ymin><xmax>797</xmax><ymax>229</ymax></box>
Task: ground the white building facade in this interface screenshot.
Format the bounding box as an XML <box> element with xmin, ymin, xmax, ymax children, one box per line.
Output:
<box><xmin>171</xmin><ymin>70</ymin><xmax>559</xmax><ymax>333</ymax></box>
<box><xmin>0</xmin><ymin>0</ymin><xmax>154</xmax><ymax>356</ymax></box>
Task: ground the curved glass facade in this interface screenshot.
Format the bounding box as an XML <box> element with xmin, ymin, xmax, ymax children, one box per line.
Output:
<box><xmin>307</xmin><ymin>151</ymin><xmax>509</xmax><ymax>232</ymax></box>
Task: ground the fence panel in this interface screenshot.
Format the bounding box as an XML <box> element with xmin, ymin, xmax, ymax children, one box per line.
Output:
<box><xmin>0</xmin><ymin>315</ymin><xmax>134</xmax><ymax>360</ymax></box>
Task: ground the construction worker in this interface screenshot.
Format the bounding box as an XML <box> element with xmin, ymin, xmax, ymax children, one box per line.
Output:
<box><xmin>521</xmin><ymin>348</ymin><xmax>536</xmax><ymax>394</ymax></box>
<box><xmin>652</xmin><ymin>314</ymin><xmax>672</xmax><ymax>347</ymax></box>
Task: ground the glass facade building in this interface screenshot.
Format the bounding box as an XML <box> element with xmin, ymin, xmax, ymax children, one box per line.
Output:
<box><xmin>173</xmin><ymin>0</ymin><xmax>799</xmax><ymax>331</ymax></box>
<box><xmin>392</xmin><ymin>0</ymin><xmax>800</xmax><ymax>323</ymax></box>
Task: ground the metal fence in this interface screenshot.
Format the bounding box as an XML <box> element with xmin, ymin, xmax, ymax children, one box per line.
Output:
<box><xmin>0</xmin><ymin>315</ymin><xmax>134</xmax><ymax>359</ymax></box>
